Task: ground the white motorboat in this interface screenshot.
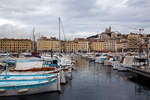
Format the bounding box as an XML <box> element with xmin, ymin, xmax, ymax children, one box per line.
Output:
<box><xmin>94</xmin><ymin>54</ymin><xmax>107</xmax><ymax>64</ymax></box>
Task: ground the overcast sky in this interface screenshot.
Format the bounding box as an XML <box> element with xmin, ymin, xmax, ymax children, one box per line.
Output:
<box><xmin>0</xmin><ymin>0</ymin><xmax>150</xmax><ymax>40</ymax></box>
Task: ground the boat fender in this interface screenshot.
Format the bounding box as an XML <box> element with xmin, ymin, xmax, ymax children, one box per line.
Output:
<box><xmin>18</xmin><ymin>89</ymin><xmax>29</xmax><ymax>93</ymax></box>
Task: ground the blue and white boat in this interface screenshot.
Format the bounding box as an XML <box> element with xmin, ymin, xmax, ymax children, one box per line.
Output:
<box><xmin>41</xmin><ymin>54</ymin><xmax>70</xmax><ymax>84</ymax></box>
<box><xmin>94</xmin><ymin>54</ymin><xmax>107</xmax><ymax>64</ymax></box>
<box><xmin>0</xmin><ymin>54</ymin><xmax>61</xmax><ymax>96</ymax></box>
<box><xmin>0</xmin><ymin>74</ymin><xmax>60</xmax><ymax>96</ymax></box>
<box><xmin>104</xmin><ymin>56</ymin><xmax>115</xmax><ymax>66</ymax></box>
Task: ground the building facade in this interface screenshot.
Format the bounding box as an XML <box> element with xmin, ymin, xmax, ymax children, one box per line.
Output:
<box><xmin>116</xmin><ymin>37</ymin><xmax>128</xmax><ymax>52</ymax></box>
<box><xmin>37</xmin><ymin>37</ymin><xmax>60</xmax><ymax>52</ymax></box>
<box><xmin>0</xmin><ymin>38</ymin><xmax>32</xmax><ymax>52</ymax></box>
<box><xmin>64</xmin><ymin>38</ymin><xmax>89</xmax><ymax>53</ymax></box>
<box><xmin>74</xmin><ymin>38</ymin><xmax>89</xmax><ymax>52</ymax></box>
<box><xmin>104</xmin><ymin>39</ymin><xmax>117</xmax><ymax>52</ymax></box>
<box><xmin>89</xmin><ymin>40</ymin><xmax>105</xmax><ymax>52</ymax></box>
<box><xmin>127</xmin><ymin>33</ymin><xmax>144</xmax><ymax>52</ymax></box>
<box><xmin>65</xmin><ymin>41</ymin><xmax>78</xmax><ymax>53</ymax></box>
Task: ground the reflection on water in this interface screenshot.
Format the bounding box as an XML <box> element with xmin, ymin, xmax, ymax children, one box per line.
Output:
<box><xmin>1</xmin><ymin>57</ymin><xmax>150</xmax><ymax>100</ymax></box>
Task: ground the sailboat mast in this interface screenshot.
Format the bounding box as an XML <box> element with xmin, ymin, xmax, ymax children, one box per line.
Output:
<box><xmin>5</xmin><ymin>52</ymin><xmax>9</xmax><ymax>77</ymax></box>
<box><xmin>32</xmin><ymin>27</ymin><xmax>36</xmax><ymax>52</ymax></box>
<box><xmin>59</xmin><ymin>17</ymin><xmax>61</xmax><ymax>41</ymax></box>
<box><xmin>59</xmin><ymin>17</ymin><xmax>61</xmax><ymax>53</ymax></box>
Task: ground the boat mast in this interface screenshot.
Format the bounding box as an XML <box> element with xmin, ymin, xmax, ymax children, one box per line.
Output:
<box><xmin>59</xmin><ymin>17</ymin><xmax>61</xmax><ymax>53</ymax></box>
<box><xmin>5</xmin><ymin>52</ymin><xmax>9</xmax><ymax>77</ymax></box>
<box><xmin>60</xmin><ymin>17</ymin><xmax>66</xmax><ymax>53</ymax></box>
<box><xmin>32</xmin><ymin>27</ymin><xmax>36</xmax><ymax>52</ymax></box>
<box><xmin>59</xmin><ymin>17</ymin><xmax>61</xmax><ymax>41</ymax></box>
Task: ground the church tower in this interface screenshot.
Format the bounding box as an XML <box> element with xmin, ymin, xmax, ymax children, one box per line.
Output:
<box><xmin>105</xmin><ymin>26</ymin><xmax>111</xmax><ymax>33</ymax></box>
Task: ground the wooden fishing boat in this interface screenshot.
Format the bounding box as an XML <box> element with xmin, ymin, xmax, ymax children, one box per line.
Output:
<box><xmin>0</xmin><ymin>54</ymin><xmax>61</xmax><ymax>96</ymax></box>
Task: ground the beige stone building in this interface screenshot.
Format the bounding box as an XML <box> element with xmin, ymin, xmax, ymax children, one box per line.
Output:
<box><xmin>74</xmin><ymin>38</ymin><xmax>89</xmax><ymax>52</ymax></box>
<box><xmin>90</xmin><ymin>40</ymin><xmax>105</xmax><ymax>52</ymax></box>
<box><xmin>117</xmin><ymin>41</ymin><xmax>128</xmax><ymax>52</ymax></box>
<box><xmin>104</xmin><ymin>39</ymin><xmax>118</xmax><ymax>52</ymax></box>
<box><xmin>127</xmin><ymin>33</ymin><xmax>144</xmax><ymax>52</ymax></box>
<box><xmin>37</xmin><ymin>37</ymin><xmax>60</xmax><ymax>52</ymax></box>
<box><xmin>116</xmin><ymin>37</ymin><xmax>128</xmax><ymax>52</ymax></box>
<box><xmin>0</xmin><ymin>38</ymin><xmax>32</xmax><ymax>52</ymax></box>
<box><xmin>65</xmin><ymin>41</ymin><xmax>78</xmax><ymax>52</ymax></box>
<box><xmin>64</xmin><ymin>38</ymin><xmax>89</xmax><ymax>53</ymax></box>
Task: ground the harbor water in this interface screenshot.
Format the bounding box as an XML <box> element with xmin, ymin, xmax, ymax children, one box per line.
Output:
<box><xmin>1</xmin><ymin>57</ymin><xmax>150</xmax><ymax>100</ymax></box>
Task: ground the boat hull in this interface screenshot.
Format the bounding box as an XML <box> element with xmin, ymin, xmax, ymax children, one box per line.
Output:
<box><xmin>0</xmin><ymin>75</ymin><xmax>61</xmax><ymax>96</ymax></box>
<box><xmin>64</xmin><ymin>67</ymin><xmax>72</xmax><ymax>80</ymax></box>
<box><xmin>104</xmin><ymin>61</ymin><xmax>112</xmax><ymax>66</ymax></box>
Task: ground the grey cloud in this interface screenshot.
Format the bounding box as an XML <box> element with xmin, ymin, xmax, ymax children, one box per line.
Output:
<box><xmin>0</xmin><ymin>0</ymin><xmax>150</xmax><ymax>39</ymax></box>
<box><xmin>0</xmin><ymin>24</ymin><xmax>31</xmax><ymax>38</ymax></box>
<box><xmin>126</xmin><ymin>0</ymin><xmax>150</xmax><ymax>7</ymax></box>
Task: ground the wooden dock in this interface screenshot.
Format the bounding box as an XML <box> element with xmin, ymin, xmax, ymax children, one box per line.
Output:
<box><xmin>126</xmin><ymin>67</ymin><xmax>150</xmax><ymax>78</ymax></box>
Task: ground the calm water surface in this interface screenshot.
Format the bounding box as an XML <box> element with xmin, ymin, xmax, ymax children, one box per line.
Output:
<box><xmin>1</xmin><ymin>57</ymin><xmax>150</xmax><ymax>100</ymax></box>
